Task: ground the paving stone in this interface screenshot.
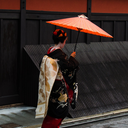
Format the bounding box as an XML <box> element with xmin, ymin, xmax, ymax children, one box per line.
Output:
<box><xmin>1</xmin><ymin>106</ymin><xmax>128</xmax><ymax>128</ymax></box>
<box><xmin>0</xmin><ymin>106</ymin><xmax>42</xmax><ymax>128</ymax></box>
<box><xmin>0</xmin><ymin>123</ymin><xmax>21</xmax><ymax>128</ymax></box>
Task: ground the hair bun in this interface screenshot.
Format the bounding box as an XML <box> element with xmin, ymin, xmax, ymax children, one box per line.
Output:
<box><xmin>52</xmin><ymin>29</ymin><xmax>67</xmax><ymax>44</ymax></box>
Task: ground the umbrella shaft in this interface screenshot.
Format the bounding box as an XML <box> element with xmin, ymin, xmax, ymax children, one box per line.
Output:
<box><xmin>74</xmin><ymin>30</ymin><xmax>80</xmax><ymax>51</ymax></box>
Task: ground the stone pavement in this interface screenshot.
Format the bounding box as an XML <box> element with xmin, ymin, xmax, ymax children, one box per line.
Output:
<box><xmin>1</xmin><ymin>106</ymin><xmax>128</xmax><ymax>128</ymax></box>
<box><xmin>0</xmin><ymin>106</ymin><xmax>42</xmax><ymax>128</ymax></box>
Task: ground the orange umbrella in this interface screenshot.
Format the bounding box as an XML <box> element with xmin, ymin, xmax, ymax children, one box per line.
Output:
<box><xmin>46</xmin><ymin>14</ymin><xmax>113</xmax><ymax>51</ymax></box>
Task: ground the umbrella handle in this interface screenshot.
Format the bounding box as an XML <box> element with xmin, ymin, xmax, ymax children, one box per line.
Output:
<box><xmin>74</xmin><ymin>30</ymin><xmax>80</xmax><ymax>51</ymax></box>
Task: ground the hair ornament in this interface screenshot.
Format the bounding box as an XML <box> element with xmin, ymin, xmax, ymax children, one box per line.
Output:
<box><xmin>53</xmin><ymin>31</ymin><xmax>57</xmax><ymax>35</ymax></box>
<box><xmin>55</xmin><ymin>29</ymin><xmax>60</xmax><ymax>32</ymax></box>
<box><xmin>58</xmin><ymin>33</ymin><xmax>63</xmax><ymax>37</ymax></box>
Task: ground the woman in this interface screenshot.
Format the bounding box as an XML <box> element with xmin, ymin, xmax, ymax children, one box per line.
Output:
<box><xmin>36</xmin><ymin>29</ymin><xmax>79</xmax><ymax>128</ymax></box>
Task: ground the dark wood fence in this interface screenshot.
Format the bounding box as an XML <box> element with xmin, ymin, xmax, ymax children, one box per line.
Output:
<box><xmin>0</xmin><ymin>10</ymin><xmax>20</xmax><ymax>105</ymax></box>
<box><xmin>0</xmin><ymin>9</ymin><xmax>128</xmax><ymax>105</ymax></box>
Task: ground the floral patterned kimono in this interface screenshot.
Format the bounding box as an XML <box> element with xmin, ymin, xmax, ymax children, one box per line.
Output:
<box><xmin>36</xmin><ymin>46</ymin><xmax>79</xmax><ymax>122</ymax></box>
<box><xmin>46</xmin><ymin>47</ymin><xmax>79</xmax><ymax>118</ymax></box>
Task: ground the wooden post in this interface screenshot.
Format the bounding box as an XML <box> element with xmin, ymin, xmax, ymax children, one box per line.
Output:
<box><xmin>87</xmin><ymin>0</ymin><xmax>91</xmax><ymax>44</ymax></box>
<box><xmin>20</xmin><ymin>0</ymin><xmax>26</xmax><ymax>48</ymax></box>
<box><xmin>87</xmin><ymin>0</ymin><xmax>91</xmax><ymax>20</ymax></box>
<box><xmin>19</xmin><ymin>0</ymin><xmax>26</xmax><ymax>102</ymax></box>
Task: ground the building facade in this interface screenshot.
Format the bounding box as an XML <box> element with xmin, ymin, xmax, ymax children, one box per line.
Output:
<box><xmin>0</xmin><ymin>0</ymin><xmax>128</xmax><ymax>106</ymax></box>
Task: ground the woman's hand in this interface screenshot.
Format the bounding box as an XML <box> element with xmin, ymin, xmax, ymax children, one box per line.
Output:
<box><xmin>71</xmin><ymin>52</ymin><xmax>76</xmax><ymax>58</ymax></box>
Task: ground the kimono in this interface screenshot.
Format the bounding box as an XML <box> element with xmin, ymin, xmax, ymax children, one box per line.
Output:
<box><xmin>36</xmin><ymin>47</ymin><xmax>79</xmax><ymax>119</ymax></box>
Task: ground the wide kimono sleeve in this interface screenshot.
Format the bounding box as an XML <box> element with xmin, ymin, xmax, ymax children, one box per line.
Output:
<box><xmin>56</xmin><ymin>50</ymin><xmax>79</xmax><ymax>109</ymax></box>
<box><xmin>35</xmin><ymin>55</ymin><xmax>59</xmax><ymax>118</ymax></box>
<box><xmin>58</xmin><ymin>54</ymin><xmax>79</xmax><ymax>71</ymax></box>
<box><xmin>47</xmin><ymin>49</ymin><xmax>79</xmax><ymax>109</ymax></box>
<box><xmin>47</xmin><ymin>49</ymin><xmax>79</xmax><ymax>70</ymax></box>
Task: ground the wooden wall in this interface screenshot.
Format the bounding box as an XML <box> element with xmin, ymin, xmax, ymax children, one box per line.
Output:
<box><xmin>0</xmin><ymin>0</ymin><xmax>20</xmax><ymax>10</ymax></box>
<box><xmin>26</xmin><ymin>0</ymin><xmax>87</xmax><ymax>13</ymax></box>
<box><xmin>0</xmin><ymin>12</ymin><xmax>20</xmax><ymax>105</ymax></box>
<box><xmin>92</xmin><ymin>0</ymin><xmax>128</xmax><ymax>14</ymax></box>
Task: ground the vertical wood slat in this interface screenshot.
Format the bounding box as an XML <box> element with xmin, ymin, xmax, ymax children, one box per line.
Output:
<box><xmin>113</xmin><ymin>21</ymin><xmax>116</xmax><ymax>41</ymax></box>
<box><xmin>69</xmin><ymin>29</ymin><xmax>72</xmax><ymax>43</ymax></box>
<box><xmin>0</xmin><ymin>19</ymin><xmax>1</xmax><ymax>92</ymax></box>
<box><xmin>126</xmin><ymin>21</ymin><xmax>128</xmax><ymax>41</ymax></box>
<box><xmin>101</xmin><ymin>21</ymin><xmax>103</xmax><ymax>42</ymax></box>
<box><xmin>39</xmin><ymin>19</ymin><xmax>42</xmax><ymax>44</ymax></box>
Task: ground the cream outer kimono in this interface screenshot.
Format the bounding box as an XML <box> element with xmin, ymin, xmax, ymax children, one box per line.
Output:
<box><xmin>35</xmin><ymin>55</ymin><xmax>59</xmax><ymax>118</ymax></box>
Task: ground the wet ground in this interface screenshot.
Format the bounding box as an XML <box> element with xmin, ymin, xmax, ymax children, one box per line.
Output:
<box><xmin>0</xmin><ymin>106</ymin><xmax>128</xmax><ymax>128</ymax></box>
<box><xmin>0</xmin><ymin>106</ymin><xmax>42</xmax><ymax>128</ymax></box>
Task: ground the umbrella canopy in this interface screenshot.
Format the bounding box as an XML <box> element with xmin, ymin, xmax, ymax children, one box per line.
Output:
<box><xmin>47</xmin><ymin>14</ymin><xmax>113</xmax><ymax>38</ymax></box>
<box><xmin>46</xmin><ymin>14</ymin><xmax>113</xmax><ymax>51</ymax></box>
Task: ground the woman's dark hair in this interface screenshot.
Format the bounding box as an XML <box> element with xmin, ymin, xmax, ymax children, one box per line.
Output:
<box><xmin>52</xmin><ymin>29</ymin><xmax>67</xmax><ymax>44</ymax></box>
